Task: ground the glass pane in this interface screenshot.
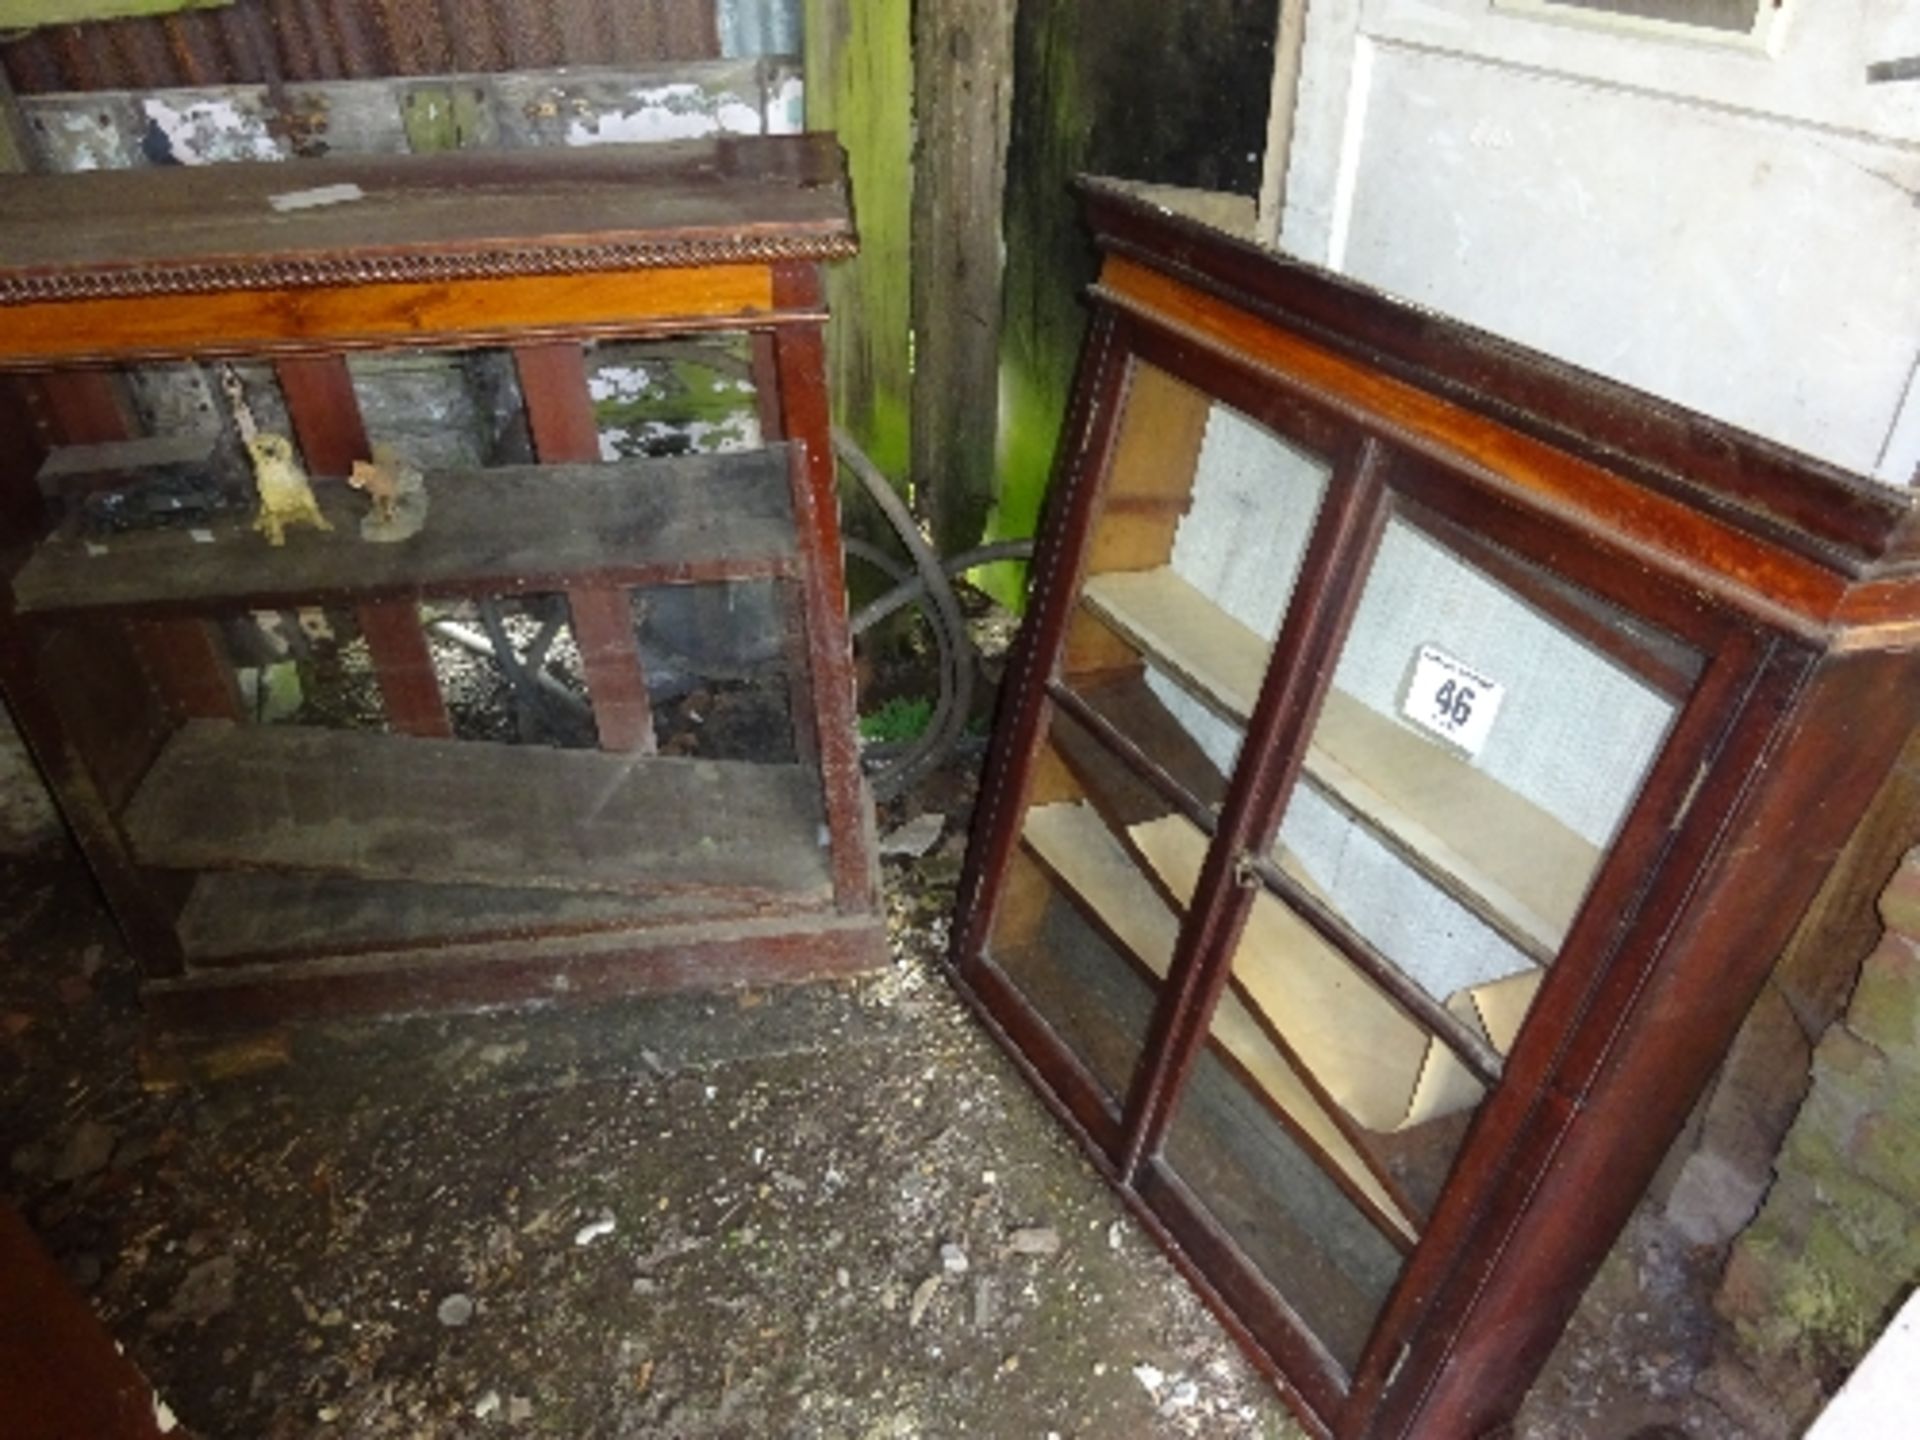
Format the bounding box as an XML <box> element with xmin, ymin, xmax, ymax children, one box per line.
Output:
<box><xmin>986</xmin><ymin>361</ymin><xmax>1336</xmax><ymax>1104</ymax></box>
<box><xmin>633</xmin><ymin>579</ymin><xmax>798</xmax><ymax>764</ymax></box>
<box><xmin>987</xmin><ymin>801</ymin><xmax>1170</xmax><ymax>1102</ymax></box>
<box><xmin>1164</xmin><ymin>1040</ymin><xmax>1405</xmax><ymax>1371</ymax></box>
<box><xmin>424</xmin><ymin>593</ymin><xmax>594</xmax><ymax>748</ymax></box>
<box><xmin>1162</xmin><ymin>508</ymin><xmax>1705</xmax><ymax>1371</ymax></box>
<box><xmin>224</xmin><ymin>606</ymin><xmax>385</xmax><ymax>732</ymax></box>
<box><xmin>1282</xmin><ymin>515</ymin><xmax>1701</xmax><ymax>979</ymax></box>
<box><xmin>1060</xmin><ymin>361</ymin><xmax>1333</xmax><ymax>807</ymax></box>
<box><xmin>1532</xmin><ymin>0</ymin><xmax>1758</xmax><ymax>36</ymax></box>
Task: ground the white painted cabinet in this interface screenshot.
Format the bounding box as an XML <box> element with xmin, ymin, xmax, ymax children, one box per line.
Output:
<box><xmin>1277</xmin><ymin>0</ymin><xmax>1920</xmax><ymax>484</ymax></box>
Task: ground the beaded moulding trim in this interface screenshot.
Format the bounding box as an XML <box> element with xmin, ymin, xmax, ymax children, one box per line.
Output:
<box><xmin>0</xmin><ymin>233</ymin><xmax>859</xmax><ymax>305</ymax></box>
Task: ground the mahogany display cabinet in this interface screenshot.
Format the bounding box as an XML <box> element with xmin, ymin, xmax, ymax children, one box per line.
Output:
<box><xmin>0</xmin><ymin>135</ymin><xmax>884</xmax><ymax>1026</ymax></box>
<box><xmin>948</xmin><ymin>180</ymin><xmax>1920</xmax><ymax>1439</ymax></box>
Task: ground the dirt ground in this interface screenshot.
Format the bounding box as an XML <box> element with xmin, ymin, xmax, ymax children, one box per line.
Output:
<box><xmin>0</xmin><ymin>726</ymin><xmax>1754</xmax><ymax>1440</ymax></box>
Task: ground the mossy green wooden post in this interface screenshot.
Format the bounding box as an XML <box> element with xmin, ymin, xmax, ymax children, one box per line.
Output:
<box><xmin>912</xmin><ymin>0</ymin><xmax>1014</xmax><ymax>557</ymax></box>
<box><xmin>802</xmin><ymin>0</ymin><xmax>913</xmax><ymax>494</ymax></box>
<box><xmin>984</xmin><ymin>0</ymin><xmax>1279</xmax><ymax>607</ymax></box>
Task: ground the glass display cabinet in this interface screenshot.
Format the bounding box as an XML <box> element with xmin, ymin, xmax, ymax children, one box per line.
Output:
<box><xmin>949</xmin><ymin>181</ymin><xmax>1920</xmax><ymax>1438</ymax></box>
<box><xmin>0</xmin><ymin>136</ymin><xmax>882</xmax><ymax>1026</ymax></box>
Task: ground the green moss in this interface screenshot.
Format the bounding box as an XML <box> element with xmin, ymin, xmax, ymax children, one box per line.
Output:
<box><xmin>401</xmin><ymin>88</ymin><xmax>459</xmax><ymax>155</ymax></box>
<box><xmin>1783</xmin><ymin>1221</ymin><xmax>1890</xmax><ymax>1369</ymax></box>
<box><xmin>859</xmin><ymin>695</ymin><xmax>933</xmax><ymax>744</ymax></box>
<box><xmin>589</xmin><ymin>354</ymin><xmax>758</xmax><ymax>458</ymax></box>
<box><xmin>0</xmin><ymin>0</ymin><xmax>228</xmax><ymax>27</ymax></box>
<box><xmin>984</xmin><ymin>0</ymin><xmax>1274</xmax><ymax>611</ymax></box>
<box><xmin>1814</xmin><ymin>1166</ymin><xmax>1920</xmax><ymax>1267</ymax></box>
<box><xmin>590</xmin><ymin>357</ymin><xmax>757</xmax><ymax>427</ymax></box>
<box><xmin>982</xmin><ymin>0</ymin><xmax>1092</xmax><ymax>612</ymax></box>
<box><xmin>1852</xmin><ymin>1113</ymin><xmax>1920</xmax><ymax>1201</ymax></box>
<box><xmin>1848</xmin><ymin>942</ymin><xmax>1920</xmax><ymax>1054</ymax></box>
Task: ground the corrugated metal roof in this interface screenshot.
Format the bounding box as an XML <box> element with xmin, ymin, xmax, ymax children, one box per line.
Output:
<box><xmin>2</xmin><ymin>0</ymin><xmax>721</xmax><ymax>93</ymax></box>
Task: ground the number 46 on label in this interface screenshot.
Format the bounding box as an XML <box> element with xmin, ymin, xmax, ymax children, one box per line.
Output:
<box><xmin>1399</xmin><ymin>644</ymin><xmax>1505</xmax><ymax>758</ymax></box>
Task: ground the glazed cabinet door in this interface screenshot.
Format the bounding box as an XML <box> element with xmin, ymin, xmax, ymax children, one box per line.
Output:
<box><xmin>1134</xmin><ymin>476</ymin><xmax>1712</xmax><ymax>1389</ymax></box>
<box><xmin>957</xmin><ymin>321</ymin><xmax>1743</xmax><ymax>1427</ymax></box>
<box><xmin>963</xmin><ymin>342</ymin><xmax>1342</xmax><ymax>1160</ymax></box>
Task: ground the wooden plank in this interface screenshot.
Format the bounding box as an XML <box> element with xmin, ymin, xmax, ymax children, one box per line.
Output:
<box><xmin>35</xmin><ymin>434</ymin><xmax>214</xmax><ymax>498</ymax></box>
<box><xmin>749</xmin><ymin>331</ymin><xmax>784</xmax><ymax>440</ymax></box>
<box><xmin>1061</xmin><ymin>603</ymin><xmax>1146</xmax><ymax>682</ymax></box>
<box><xmin>122</xmin><ymin>720</ymin><xmax>836</xmax><ymax>903</ymax></box>
<box><xmin>1070</xmin><ymin>670</ymin><xmax>1230</xmax><ymax>811</ymax></box>
<box><xmin>356</xmin><ymin>600</ymin><xmax>450</xmax><ymax>738</ymax></box>
<box><xmin>0</xmin><ymin>268</ymin><xmax>783</xmax><ymax>368</ymax></box>
<box><xmin>1022</xmin><ymin>801</ymin><xmax>1418</xmax><ymax>1243</ymax></box>
<box><xmin>1086</xmin><ymin>498</ymin><xmax>1190</xmax><ymax>575</ymax></box>
<box><xmin>513</xmin><ymin>339</ymin><xmax>660</xmax><ymax>755</ymax></box>
<box><xmin>274</xmin><ymin>355</ymin><xmax>370</xmax><ymax>478</ymax></box>
<box><xmin>0</xmin><ymin>138</ymin><xmax>853</xmax><ymax>290</ymax></box>
<box><xmin>514</xmin><ymin>342</ymin><xmax>602</xmax><ymax>464</ymax></box>
<box><xmin>771</xmin><ymin>294</ymin><xmax>879</xmax><ymax>913</ymax></box>
<box><xmin>144</xmin><ymin>911</ymin><xmax>888</xmax><ymax>1031</ymax></box>
<box><xmin>1104</xmin><ymin>362</ymin><xmax>1211</xmax><ymax>506</ymax></box>
<box><xmin>778</xmin><ymin>581</ymin><xmax>819</xmax><ymax>769</ymax></box>
<box><xmin>568</xmin><ymin>583</ymin><xmax>656</xmax><ymax>754</ymax></box>
<box><xmin>29</xmin><ymin>370</ymin><xmax>134</xmax><ymax>443</ymax></box>
<box><xmin>130</xmin><ymin>617</ymin><xmax>242</xmax><ymax>721</ymax></box>
<box><xmin>1082</xmin><ymin>565</ymin><xmax>1600</xmax><ymax>959</ymax></box>
<box><xmin>177</xmin><ymin>871</ymin><xmax>743</xmax><ymax>966</ymax></box>
<box><xmin>13</xmin><ymin>449</ymin><xmax>799</xmax><ymax>615</ymax></box>
<box><xmin>1082</xmin><ymin>568</ymin><xmax>1265</xmax><ymax>722</ymax></box>
<box><xmin>1308</xmin><ymin>690</ymin><xmax>1596</xmax><ymax>961</ymax></box>
<box><xmin>1068</xmin><ymin>352</ymin><xmax>1214</xmax><ymax>643</ymax></box>
<box><xmin>0</xmin><ymin>1204</ymin><xmax>177</xmax><ymax>1440</ymax></box>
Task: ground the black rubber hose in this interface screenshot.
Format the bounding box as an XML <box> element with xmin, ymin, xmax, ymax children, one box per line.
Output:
<box><xmin>850</xmin><ymin>540</ymin><xmax>1033</xmax><ymax>637</ymax></box>
<box><xmin>832</xmin><ymin>432</ymin><xmax>1037</xmax><ymax>800</ymax></box>
<box><xmin>833</xmin><ymin>429</ymin><xmax>968</xmax><ymax>798</ymax></box>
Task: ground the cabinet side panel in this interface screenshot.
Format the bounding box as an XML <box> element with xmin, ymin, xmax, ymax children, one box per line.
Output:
<box><xmin>1386</xmin><ymin>646</ymin><xmax>1920</xmax><ymax>1440</ymax></box>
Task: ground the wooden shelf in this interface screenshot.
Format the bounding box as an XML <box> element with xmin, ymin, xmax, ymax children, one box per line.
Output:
<box><xmin>1020</xmin><ymin>801</ymin><xmax>1420</xmax><ymax>1243</ymax></box>
<box><xmin>1081</xmin><ymin>565</ymin><xmax>1600</xmax><ymax>960</ymax></box>
<box><xmin>12</xmin><ymin>447</ymin><xmax>798</xmax><ymax>617</ymax></box>
<box><xmin>123</xmin><ymin>721</ymin><xmax>833</xmax><ymax>904</ymax></box>
<box><xmin>176</xmin><ymin>872</ymin><xmax>743</xmax><ymax>967</ymax></box>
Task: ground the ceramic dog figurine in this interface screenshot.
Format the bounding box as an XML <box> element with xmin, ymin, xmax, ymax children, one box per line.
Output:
<box><xmin>246</xmin><ymin>432</ymin><xmax>333</xmax><ymax>547</ymax></box>
<box><xmin>219</xmin><ymin>363</ymin><xmax>334</xmax><ymax>547</ymax></box>
<box><xmin>348</xmin><ymin>445</ymin><xmax>428</xmax><ymax>542</ymax></box>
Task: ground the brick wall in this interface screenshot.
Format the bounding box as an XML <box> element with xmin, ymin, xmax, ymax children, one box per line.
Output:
<box><xmin>1702</xmin><ymin>849</ymin><xmax>1920</xmax><ymax>1433</ymax></box>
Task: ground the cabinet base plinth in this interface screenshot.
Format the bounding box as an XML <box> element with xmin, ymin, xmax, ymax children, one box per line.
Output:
<box><xmin>142</xmin><ymin>911</ymin><xmax>889</xmax><ymax>1031</ymax></box>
